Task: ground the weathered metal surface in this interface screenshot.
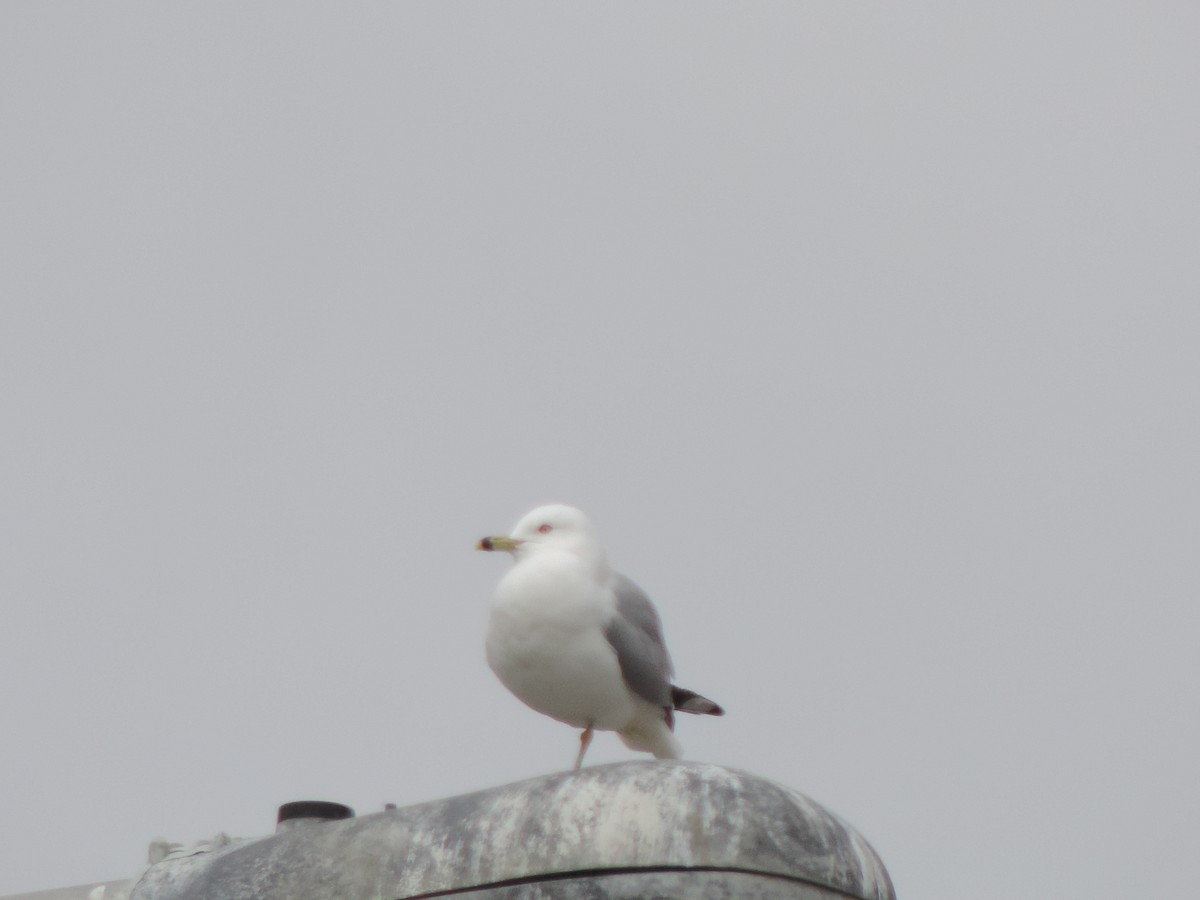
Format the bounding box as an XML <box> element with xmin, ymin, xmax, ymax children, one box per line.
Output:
<box><xmin>128</xmin><ymin>761</ymin><xmax>895</xmax><ymax>900</ymax></box>
<box><xmin>440</xmin><ymin>870</ymin><xmax>873</xmax><ymax>899</ymax></box>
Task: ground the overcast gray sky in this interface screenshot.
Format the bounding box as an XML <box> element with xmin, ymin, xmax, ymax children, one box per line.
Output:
<box><xmin>2</xmin><ymin>4</ymin><xmax>1197</xmax><ymax>898</ymax></box>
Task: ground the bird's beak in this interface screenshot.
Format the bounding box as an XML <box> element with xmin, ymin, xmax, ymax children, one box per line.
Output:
<box><xmin>477</xmin><ymin>535</ymin><xmax>522</xmax><ymax>552</ymax></box>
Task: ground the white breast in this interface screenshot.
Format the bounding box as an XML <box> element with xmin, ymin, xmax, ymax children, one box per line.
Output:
<box><xmin>485</xmin><ymin>551</ymin><xmax>636</xmax><ymax>731</ymax></box>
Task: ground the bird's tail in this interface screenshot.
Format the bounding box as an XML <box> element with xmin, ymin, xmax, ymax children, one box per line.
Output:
<box><xmin>671</xmin><ymin>686</ymin><xmax>725</xmax><ymax>717</ymax></box>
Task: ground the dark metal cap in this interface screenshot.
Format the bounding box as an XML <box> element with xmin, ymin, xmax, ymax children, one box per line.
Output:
<box><xmin>276</xmin><ymin>800</ymin><xmax>355</xmax><ymax>829</ymax></box>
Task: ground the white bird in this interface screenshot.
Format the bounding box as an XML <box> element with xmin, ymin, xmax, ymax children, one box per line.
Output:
<box><xmin>477</xmin><ymin>504</ymin><xmax>723</xmax><ymax>768</ymax></box>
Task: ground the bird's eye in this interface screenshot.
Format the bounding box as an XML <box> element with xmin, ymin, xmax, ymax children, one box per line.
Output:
<box><xmin>537</xmin><ymin>523</ymin><xmax>553</xmax><ymax>534</ymax></box>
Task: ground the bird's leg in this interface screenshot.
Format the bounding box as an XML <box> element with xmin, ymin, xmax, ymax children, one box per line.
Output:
<box><xmin>574</xmin><ymin>725</ymin><xmax>594</xmax><ymax>769</ymax></box>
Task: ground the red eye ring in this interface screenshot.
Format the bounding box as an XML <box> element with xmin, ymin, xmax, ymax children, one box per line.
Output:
<box><xmin>537</xmin><ymin>523</ymin><xmax>553</xmax><ymax>534</ymax></box>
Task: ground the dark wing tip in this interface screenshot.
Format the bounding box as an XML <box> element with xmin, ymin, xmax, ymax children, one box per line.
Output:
<box><xmin>671</xmin><ymin>686</ymin><xmax>725</xmax><ymax>717</ymax></box>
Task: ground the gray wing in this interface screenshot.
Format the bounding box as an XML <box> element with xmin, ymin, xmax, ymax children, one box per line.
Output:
<box><xmin>604</xmin><ymin>573</ymin><xmax>674</xmax><ymax>708</ymax></box>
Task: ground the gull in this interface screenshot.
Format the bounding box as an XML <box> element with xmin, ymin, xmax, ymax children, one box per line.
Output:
<box><xmin>477</xmin><ymin>504</ymin><xmax>723</xmax><ymax>768</ymax></box>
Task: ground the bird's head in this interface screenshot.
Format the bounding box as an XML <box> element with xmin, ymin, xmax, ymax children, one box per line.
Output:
<box><xmin>477</xmin><ymin>504</ymin><xmax>607</xmax><ymax>568</ymax></box>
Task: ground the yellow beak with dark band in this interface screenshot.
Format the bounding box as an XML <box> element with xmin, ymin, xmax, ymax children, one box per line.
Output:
<box><xmin>477</xmin><ymin>536</ymin><xmax>522</xmax><ymax>552</ymax></box>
